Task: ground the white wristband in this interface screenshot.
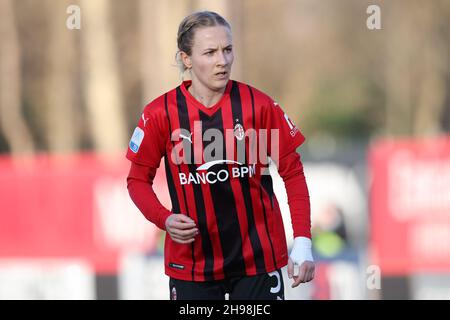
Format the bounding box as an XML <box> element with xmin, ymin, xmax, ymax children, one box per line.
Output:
<box><xmin>289</xmin><ymin>236</ymin><xmax>314</xmax><ymax>266</ymax></box>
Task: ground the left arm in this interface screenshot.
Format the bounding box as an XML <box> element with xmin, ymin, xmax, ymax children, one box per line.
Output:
<box><xmin>259</xmin><ymin>92</ymin><xmax>315</xmax><ymax>287</ymax></box>
<box><xmin>277</xmin><ymin>151</ymin><xmax>315</xmax><ymax>287</ymax></box>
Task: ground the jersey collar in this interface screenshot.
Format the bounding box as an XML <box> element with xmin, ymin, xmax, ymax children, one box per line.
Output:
<box><xmin>180</xmin><ymin>80</ymin><xmax>233</xmax><ymax>117</ymax></box>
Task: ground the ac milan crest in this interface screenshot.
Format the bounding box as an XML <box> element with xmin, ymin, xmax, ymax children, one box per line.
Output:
<box><xmin>234</xmin><ymin>123</ymin><xmax>245</xmax><ymax>141</ymax></box>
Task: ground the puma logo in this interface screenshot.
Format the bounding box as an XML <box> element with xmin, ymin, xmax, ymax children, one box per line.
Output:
<box><xmin>142</xmin><ymin>114</ymin><xmax>149</xmax><ymax>127</ymax></box>
<box><xmin>179</xmin><ymin>132</ymin><xmax>192</xmax><ymax>143</ymax></box>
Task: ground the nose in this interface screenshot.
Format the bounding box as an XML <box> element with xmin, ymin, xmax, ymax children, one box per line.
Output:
<box><xmin>216</xmin><ymin>50</ymin><xmax>228</xmax><ymax>66</ymax></box>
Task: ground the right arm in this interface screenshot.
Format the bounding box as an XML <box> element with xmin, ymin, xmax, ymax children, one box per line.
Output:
<box><xmin>127</xmin><ymin>161</ymin><xmax>198</xmax><ymax>244</ymax></box>
<box><xmin>126</xmin><ymin>100</ymin><xmax>197</xmax><ymax>244</ymax></box>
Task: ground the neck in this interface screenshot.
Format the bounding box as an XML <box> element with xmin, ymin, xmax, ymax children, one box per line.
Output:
<box><xmin>188</xmin><ymin>81</ymin><xmax>227</xmax><ymax>108</ymax></box>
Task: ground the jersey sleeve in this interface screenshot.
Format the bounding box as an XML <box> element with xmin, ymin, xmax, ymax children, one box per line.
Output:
<box><xmin>262</xmin><ymin>97</ymin><xmax>305</xmax><ymax>161</ymax></box>
<box><xmin>126</xmin><ymin>104</ymin><xmax>167</xmax><ymax>168</ymax></box>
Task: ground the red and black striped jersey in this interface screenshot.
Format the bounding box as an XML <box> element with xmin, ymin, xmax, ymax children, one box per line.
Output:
<box><xmin>126</xmin><ymin>80</ymin><xmax>306</xmax><ymax>281</ymax></box>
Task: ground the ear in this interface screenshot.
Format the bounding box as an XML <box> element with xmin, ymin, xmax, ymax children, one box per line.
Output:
<box><xmin>180</xmin><ymin>51</ymin><xmax>192</xmax><ymax>70</ymax></box>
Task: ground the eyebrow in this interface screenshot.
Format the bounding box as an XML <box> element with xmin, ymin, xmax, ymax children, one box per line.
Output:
<box><xmin>203</xmin><ymin>45</ymin><xmax>233</xmax><ymax>52</ymax></box>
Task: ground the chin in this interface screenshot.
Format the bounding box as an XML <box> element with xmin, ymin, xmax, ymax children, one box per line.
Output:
<box><xmin>211</xmin><ymin>77</ymin><xmax>229</xmax><ymax>89</ymax></box>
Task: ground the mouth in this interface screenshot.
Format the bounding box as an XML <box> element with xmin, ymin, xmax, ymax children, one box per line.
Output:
<box><xmin>215</xmin><ymin>71</ymin><xmax>228</xmax><ymax>77</ymax></box>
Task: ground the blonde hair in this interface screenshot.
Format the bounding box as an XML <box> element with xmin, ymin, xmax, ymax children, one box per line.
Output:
<box><xmin>175</xmin><ymin>11</ymin><xmax>231</xmax><ymax>78</ymax></box>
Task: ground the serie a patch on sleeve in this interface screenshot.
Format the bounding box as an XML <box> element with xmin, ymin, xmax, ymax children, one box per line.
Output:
<box><xmin>129</xmin><ymin>127</ymin><xmax>145</xmax><ymax>153</ymax></box>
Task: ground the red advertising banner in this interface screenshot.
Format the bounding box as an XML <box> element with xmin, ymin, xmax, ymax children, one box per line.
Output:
<box><xmin>369</xmin><ymin>136</ymin><xmax>450</xmax><ymax>275</ymax></box>
<box><xmin>0</xmin><ymin>153</ymin><xmax>170</xmax><ymax>274</ymax></box>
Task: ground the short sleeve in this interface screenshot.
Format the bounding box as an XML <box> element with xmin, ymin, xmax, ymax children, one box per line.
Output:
<box><xmin>126</xmin><ymin>105</ymin><xmax>167</xmax><ymax>168</ymax></box>
<box><xmin>262</xmin><ymin>97</ymin><xmax>305</xmax><ymax>160</ymax></box>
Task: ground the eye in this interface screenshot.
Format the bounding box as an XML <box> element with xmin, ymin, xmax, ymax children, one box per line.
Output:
<box><xmin>205</xmin><ymin>51</ymin><xmax>214</xmax><ymax>56</ymax></box>
<box><xmin>225</xmin><ymin>48</ymin><xmax>232</xmax><ymax>53</ymax></box>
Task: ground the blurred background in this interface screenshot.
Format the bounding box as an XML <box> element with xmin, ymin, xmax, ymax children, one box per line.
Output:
<box><xmin>1</xmin><ymin>0</ymin><xmax>450</xmax><ymax>299</ymax></box>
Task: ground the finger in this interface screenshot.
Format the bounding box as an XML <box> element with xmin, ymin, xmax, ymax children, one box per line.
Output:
<box><xmin>170</xmin><ymin>227</ymin><xmax>198</xmax><ymax>237</ymax></box>
<box><xmin>287</xmin><ymin>259</ymin><xmax>294</xmax><ymax>279</ymax></box>
<box><xmin>169</xmin><ymin>220</ymin><xmax>197</xmax><ymax>230</ymax></box>
<box><xmin>304</xmin><ymin>268</ymin><xmax>312</xmax><ymax>282</ymax></box>
<box><xmin>307</xmin><ymin>265</ymin><xmax>315</xmax><ymax>282</ymax></box>
<box><xmin>297</xmin><ymin>264</ymin><xmax>308</xmax><ymax>283</ymax></box>
<box><xmin>169</xmin><ymin>230</ymin><xmax>196</xmax><ymax>241</ymax></box>
<box><xmin>301</xmin><ymin>262</ymin><xmax>315</xmax><ymax>282</ymax></box>
<box><xmin>171</xmin><ymin>237</ymin><xmax>195</xmax><ymax>244</ymax></box>
<box><xmin>293</xmin><ymin>263</ymin><xmax>300</xmax><ymax>277</ymax></box>
<box><xmin>168</xmin><ymin>226</ymin><xmax>197</xmax><ymax>238</ymax></box>
<box><xmin>170</xmin><ymin>227</ymin><xmax>198</xmax><ymax>236</ymax></box>
<box><xmin>304</xmin><ymin>268</ymin><xmax>313</xmax><ymax>282</ymax></box>
<box><xmin>291</xmin><ymin>275</ymin><xmax>303</xmax><ymax>288</ymax></box>
<box><xmin>174</xmin><ymin>221</ymin><xmax>195</xmax><ymax>228</ymax></box>
<box><xmin>175</xmin><ymin>214</ymin><xmax>196</xmax><ymax>224</ymax></box>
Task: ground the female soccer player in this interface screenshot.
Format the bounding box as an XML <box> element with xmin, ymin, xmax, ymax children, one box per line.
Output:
<box><xmin>126</xmin><ymin>11</ymin><xmax>314</xmax><ymax>300</ymax></box>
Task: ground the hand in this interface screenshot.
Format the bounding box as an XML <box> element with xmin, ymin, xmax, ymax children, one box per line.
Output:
<box><xmin>165</xmin><ymin>214</ymin><xmax>198</xmax><ymax>244</ymax></box>
<box><xmin>288</xmin><ymin>259</ymin><xmax>315</xmax><ymax>288</ymax></box>
<box><xmin>288</xmin><ymin>236</ymin><xmax>315</xmax><ymax>288</ymax></box>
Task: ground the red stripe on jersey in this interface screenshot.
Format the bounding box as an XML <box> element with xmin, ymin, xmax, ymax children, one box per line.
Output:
<box><xmin>271</xmin><ymin>196</ymin><xmax>289</xmax><ymax>262</ymax></box>
<box><xmin>163</xmin><ymin>94</ymin><xmax>184</xmax><ymax>216</ymax></box>
<box><xmin>197</xmin><ymin>176</ymin><xmax>225</xmax><ymax>280</ymax></box>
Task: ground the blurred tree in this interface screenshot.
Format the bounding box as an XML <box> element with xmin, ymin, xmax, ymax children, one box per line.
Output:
<box><xmin>14</xmin><ymin>0</ymin><xmax>53</xmax><ymax>152</ymax></box>
<box><xmin>44</xmin><ymin>0</ymin><xmax>80</xmax><ymax>153</ymax></box>
<box><xmin>110</xmin><ymin>0</ymin><xmax>141</xmax><ymax>132</ymax></box>
<box><xmin>139</xmin><ymin>0</ymin><xmax>191</xmax><ymax>105</ymax></box>
<box><xmin>0</xmin><ymin>0</ymin><xmax>35</xmax><ymax>155</ymax></box>
<box><xmin>442</xmin><ymin>74</ymin><xmax>450</xmax><ymax>132</ymax></box>
<box><xmin>371</xmin><ymin>0</ymin><xmax>450</xmax><ymax>138</ymax></box>
<box><xmin>411</xmin><ymin>1</ymin><xmax>449</xmax><ymax>136</ymax></box>
<box><xmin>80</xmin><ymin>0</ymin><xmax>127</xmax><ymax>153</ymax></box>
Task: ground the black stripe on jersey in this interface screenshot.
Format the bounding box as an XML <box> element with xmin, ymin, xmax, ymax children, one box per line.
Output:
<box><xmin>176</xmin><ymin>87</ymin><xmax>215</xmax><ymax>281</ymax></box>
<box><xmin>199</xmin><ymin>109</ymin><xmax>246</xmax><ymax>278</ymax></box>
<box><xmin>164</xmin><ymin>93</ymin><xmax>196</xmax><ymax>281</ymax></box>
<box><xmin>247</xmin><ymin>85</ymin><xmax>278</xmax><ymax>270</ymax></box>
<box><xmin>261</xmin><ymin>174</ymin><xmax>275</xmax><ymax>209</ymax></box>
<box><xmin>230</xmin><ymin>82</ymin><xmax>266</xmax><ymax>274</ymax></box>
<box><xmin>247</xmin><ymin>85</ymin><xmax>256</xmax><ymax>129</ymax></box>
<box><xmin>164</xmin><ymin>156</ymin><xmax>180</xmax><ymax>214</ymax></box>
